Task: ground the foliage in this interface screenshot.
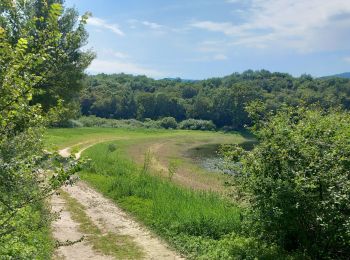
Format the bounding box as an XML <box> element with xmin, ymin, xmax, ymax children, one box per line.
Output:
<box><xmin>77</xmin><ymin>116</ymin><xmax>143</xmax><ymax>128</ymax></box>
<box><xmin>159</xmin><ymin>117</ymin><xmax>178</xmax><ymax>129</ymax></box>
<box><xmin>0</xmin><ymin>0</ymin><xmax>89</xmax><ymax>257</ymax></box>
<box><xmin>1</xmin><ymin>0</ymin><xmax>95</xmax><ymax>115</ymax></box>
<box><xmin>66</xmin><ymin>116</ymin><xmax>217</xmax><ymax>131</ymax></box>
<box><xmin>0</xmin><ymin>201</ymin><xmax>54</xmax><ymax>259</ymax></box>
<box><xmin>79</xmin><ymin>71</ymin><xmax>350</xmax><ymax>129</ymax></box>
<box><xmin>227</xmin><ymin>106</ymin><xmax>350</xmax><ymax>259</ymax></box>
<box><xmin>179</xmin><ymin>119</ymin><xmax>216</xmax><ymax>131</ymax></box>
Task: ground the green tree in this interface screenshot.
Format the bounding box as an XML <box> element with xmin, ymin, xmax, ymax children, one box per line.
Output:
<box><xmin>0</xmin><ymin>1</ymin><xmax>86</xmax><ymax>257</ymax></box>
<box><xmin>136</xmin><ymin>92</ymin><xmax>156</xmax><ymax>119</ymax></box>
<box><xmin>188</xmin><ymin>95</ymin><xmax>213</xmax><ymax>120</ymax></box>
<box><xmin>78</xmin><ymin>70</ymin><xmax>350</xmax><ymax>129</ymax></box>
<box><xmin>1</xmin><ymin>0</ymin><xmax>95</xmax><ymax>115</ymax></box>
<box><xmin>228</xmin><ymin>106</ymin><xmax>350</xmax><ymax>259</ymax></box>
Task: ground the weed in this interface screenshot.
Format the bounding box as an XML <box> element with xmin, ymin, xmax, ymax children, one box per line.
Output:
<box><xmin>167</xmin><ymin>159</ymin><xmax>180</xmax><ymax>181</ymax></box>
<box><xmin>108</xmin><ymin>143</ymin><xmax>117</xmax><ymax>152</ymax></box>
<box><xmin>141</xmin><ymin>149</ymin><xmax>152</xmax><ymax>175</ymax></box>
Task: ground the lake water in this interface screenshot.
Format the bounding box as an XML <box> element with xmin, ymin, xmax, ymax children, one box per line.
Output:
<box><xmin>187</xmin><ymin>140</ymin><xmax>257</xmax><ymax>174</ymax></box>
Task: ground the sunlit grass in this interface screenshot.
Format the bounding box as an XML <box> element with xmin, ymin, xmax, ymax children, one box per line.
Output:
<box><xmin>44</xmin><ymin>127</ymin><xmax>245</xmax><ymax>150</ymax></box>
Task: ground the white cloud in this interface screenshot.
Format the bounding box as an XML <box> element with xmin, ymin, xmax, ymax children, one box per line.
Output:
<box><xmin>102</xmin><ymin>50</ymin><xmax>129</xmax><ymax>59</ymax></box>
<box><xmin>191</xmin><ymin>21</ymin><xmax>242</xmax><ymax>36</ymax></box>
<box><xmin>88</xmin><ymin>59</ymin><xmax>163</xmax><ymax>78</ymax></box>
<box><xmin>344</xmin><ymin>57</ymin><xmax>350</xmax><ymax>63</ymax></box>
<box><xmin>191</xmin><ymin>0</ymin><xmax>350</xmax><ymax>52</ymax></box>
<box><xmin>225</xmin><ymin>0</ymin><xmax>242</xmax><ymax>3</ymax></box>
<box><xmin>88</xmin><ymin>17</ymin><xmax>125</xmax><ymax>36</ymax></box>
<box><xmin>128</xmin><ymin>19</ymin><xmax>166</xmax><ymax>31</ymax></box>
<box><xmin>213</xmin><ymin>54</ymin><xmax>228</xmax><ymax>60</ymax></box>
<box><xmin>186</xmin><ymin>53</ymin><xmax>229</xmax><ymax>62</ymax></box>
<box><xmin>142</xmin><ymin>21</ymin><xmax>164</xmax><ymax>30</ymax></box>
<box><xmin>111</xmin><ymin>51</ymin><xmax>128</xmax><ymax>59</ymax></box>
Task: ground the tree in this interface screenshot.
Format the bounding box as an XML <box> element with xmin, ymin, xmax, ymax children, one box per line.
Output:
<box><xmin>0</xmin><ymin>1</ymin><xmax>86</xmax><ymax>257</ymax></box>
<box><xmin>78</xmin><ymin>71</ymin><xmax>350</xmax><ymax>129</ymax></box>
<box><xmin>136</xmin><ymin>92</ymin><xmax>156</xmax><ymax>119</ymax></box>
<box><xmin>188</xmin><ymin>95</ymin><xmax>213</xmax><ymax>120</ymax></box>
<box><xmin>228</xmin><ymin>105</ymin><xmax>350</xmax><ymax>259</ymax></box>
<box><xmin>1</xmin><ymin>0</ymin><xmax>95</xmax><ymax>115</ymax></box>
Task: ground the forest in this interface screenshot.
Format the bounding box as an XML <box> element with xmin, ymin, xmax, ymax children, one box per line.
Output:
<box><xmin>79</xmin><ymin>72</ymin><xmax>350</xmax><ymax>129</ymax></box>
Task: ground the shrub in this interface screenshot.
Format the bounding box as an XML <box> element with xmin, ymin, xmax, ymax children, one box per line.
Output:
<box><xmin>67</xmin><ymin>119</ymin><xmax>84</xmax><ymax>128</ymax></box>
<box><xmin>62</xmin><ymin>116</ymin><xmax>220</xmax><ymax>131</ymax></box>
<box><xmin>143</xmin><ymin>118</ymin><xmax>162</xmax><ymax>129</ymax></box>
<box><xmin>159</xmin><ymin>117</ymin><xmax>178</xmax><ymax>129</ymax></box>
<box><xmin>179</xmin><ymin>119</ymin><xmax>216</xmax><ymax>131</ymax></box>
<box><xmin>230</xmin><ymin>106</ymin><xmax>350</xmax><ymax>259</ymax></box>
<box><xmin>76</xmin><ymin>116</ymin><xmax>145</xmax><ymax>128</ymax></box>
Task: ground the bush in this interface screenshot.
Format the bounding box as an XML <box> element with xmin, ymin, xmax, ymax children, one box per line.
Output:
<box><xmin>143</xmin><ymin>118</ymin><xmax>162</xmax><ymax>129</ymax></box>
<box><xmin>179</xmin><ymin>119</ymin><xmax>216</xmax><ymax>131</ymax></box>
<box><xmin>159</xmin><ymin>117</ymin><xmax>178</xmax><ymax>129</ymax></box>
<box><xmin>0</xmin><ymin>202</ymin><xmax>54</xmax><ymax>259</ymax></box>
<box><xmin>232</xmin><ymin>107</ymin><xmax>350</xmax><ymax>259</ymax></box>
<box><xmin>76</xmin><ymin>116</ymin><xmax>145</xmax><ymax>128</ymax></box>
<box><xmin>66</xmin><ymin>119</ymin><xmax>84</xmax><ymax>128</ymax></box>
<box><xmin>59</xmin><ymin>116</ymin><xmax>220</xmax><ymax>131</ymax></box>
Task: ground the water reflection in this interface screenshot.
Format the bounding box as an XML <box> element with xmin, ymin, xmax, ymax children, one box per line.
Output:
<box><xmin>188</xmin><ymin>140</ymin><xmax>257</xmax><ymax>174</ymax></box>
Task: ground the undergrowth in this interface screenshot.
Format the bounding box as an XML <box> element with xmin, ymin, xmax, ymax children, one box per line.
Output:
<box><xmin>0</xmin><ymin>202</ymin><xmax>54</xmax><ymax>259</ymax></box>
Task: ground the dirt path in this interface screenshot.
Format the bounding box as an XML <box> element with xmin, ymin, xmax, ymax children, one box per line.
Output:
<box><xmin>52</xmin><ymin>194</ymin><xmax>113</xmax><ymax>260</ymax></box>
<box><xmin>52</xmin><ymin>142</ymin><xmax>183</xmax><ymax>260</ymax></box>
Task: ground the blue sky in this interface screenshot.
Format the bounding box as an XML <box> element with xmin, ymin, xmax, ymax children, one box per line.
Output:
<box><xmin>65</xmin><ymin>0</ymin><xmax>350</xmax><ymax>79</ymax></box>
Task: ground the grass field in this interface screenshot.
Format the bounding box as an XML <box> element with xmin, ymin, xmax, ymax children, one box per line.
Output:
<box><xmin>45</xmin><ymin>128</ymin><xmax>281</xmax><ymax>259</ymax></box>
<box><xmin>45</xmin><ymin>128</ymin><xmax>246</xmax><ymax>192</ymax></box>
<box><xmin>45</xmin><ymin>127</ymin><xmax>245</xmax><ymax>151</ymax></box>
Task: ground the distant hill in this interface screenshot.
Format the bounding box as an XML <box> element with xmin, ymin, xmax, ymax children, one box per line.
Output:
<box><xmin>162</xmin><ymin>77</ymin><xmax>199</xmax><ymax>83</ymax></box>
<box><xmin>322</xmin><ymin>72</ymin><xmax>350</xmax><ymax>79</ymax></box>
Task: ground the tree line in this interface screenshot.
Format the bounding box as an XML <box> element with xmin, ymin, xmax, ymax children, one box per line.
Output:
<box><xmin>79</xmin><ymin>71</ymin><xmax>350</xmax><ymax>129</ymax></box>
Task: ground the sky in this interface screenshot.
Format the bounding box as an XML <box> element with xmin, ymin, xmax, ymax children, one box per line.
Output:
<box><xmin>65</xmin><ymin>0</ymin><xmax>350</xmax><ymax>79</ymax></box>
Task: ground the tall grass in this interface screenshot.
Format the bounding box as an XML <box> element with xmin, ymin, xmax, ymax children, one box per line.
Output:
<box><xmin>82</xmin><ymin>141</ymin><xmax>240</xmax><ymax>235</ymax></box>
<box><xmin>80</xmin><ymin>141</ymin><xmax>283</xmax><ymax>259</ymax></box>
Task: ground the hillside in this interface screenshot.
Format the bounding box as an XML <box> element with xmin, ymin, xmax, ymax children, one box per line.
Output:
<box><xmin>80</xmin><ymin>70</ymin><xmax>350</xmax><ymax>129</ymax></box>
<box><xmin>323</xmin><ymin>72</ymin><xmax>350</xmax><ymax>79</ymax></box>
